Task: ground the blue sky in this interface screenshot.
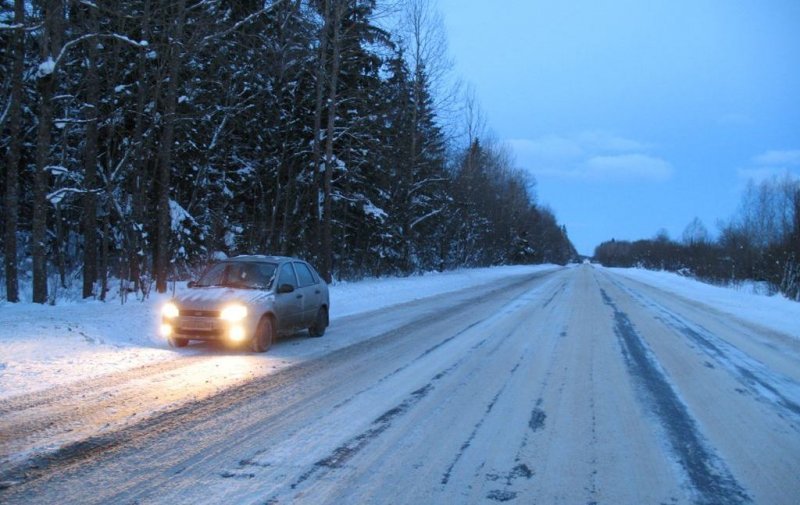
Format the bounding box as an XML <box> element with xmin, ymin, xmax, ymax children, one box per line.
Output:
<box><xmin>438</xmin><ymin>0</ymin><xmax>800</xmax><ymax>255</ymax></box>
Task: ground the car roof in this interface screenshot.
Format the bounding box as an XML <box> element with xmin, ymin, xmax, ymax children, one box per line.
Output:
<box><xmin>223</xmin><ymin>255</ymin><xmax>302</xmax><ymax>264</ymax></box>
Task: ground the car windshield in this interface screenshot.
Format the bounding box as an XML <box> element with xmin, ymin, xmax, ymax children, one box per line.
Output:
<box><xmin>194</xmin><ymin>262</ymin><xmax>277</xmax><ymax>289</ymax></box>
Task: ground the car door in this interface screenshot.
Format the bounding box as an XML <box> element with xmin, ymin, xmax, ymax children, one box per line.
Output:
<box><xmin>274</xmin><ymin>262</ymin><xmax>302</xmax><ymax>332</ymax></box>
<box><xmin>293</xmin><ymin>261</ymin><xmax>322</xmax><ymax>326</ymax></box>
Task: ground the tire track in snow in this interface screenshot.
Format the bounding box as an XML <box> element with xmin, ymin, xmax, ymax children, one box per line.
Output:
<box><xmin>280</xmin><ymin>337</ymin><xmax>490</xmax><ymax>496</ymax></box>
<box><xmin>540</xmin><ymin>281</ymin><xmax>566</xmax><ymax>309</ymax></box>
<box><xmin>329</xmin><ymin>319</ymin><xmax>485</xmax><ymax>412</ymax></box>
<box><xmin>440</xmin><ymin>353</ymin><xmax>526</xmax><ymax>487</ymax></box>
<box><xmin>609</xmin><ymin>277</ymin><xmax>800</xmax><ymax>423</ymax></box>
<box><xmin>482</xmin><ymin>280</ymin><xmax>579</xmax><ymax>503</ymax></box>
<box><xmin>307</xmin><ymin>272</ymin><xmax>565</xmax><ymax>480</ymax></box>
<box><xmin>265</xmin><ymin>276</ymin><xmax>564</xmax><ymax>501</ymax></box>
<box><xmin>601</xmin><ymin>288</ymin><xmax>751</xmax><ymax>505</ymax></box>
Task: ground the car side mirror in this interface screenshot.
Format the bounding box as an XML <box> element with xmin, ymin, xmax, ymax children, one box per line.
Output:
<box><xmin>277</xmin><ymin>283</ymin><xmax>295</xmax><ymax>294</ymax></box>
<box><xmin>187</xmin><ymin>281</ymin><xmax>196</xmax><ymax>288</ymax></box>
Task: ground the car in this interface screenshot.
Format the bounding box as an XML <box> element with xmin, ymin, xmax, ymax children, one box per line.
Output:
<box><xmin>160</xmin><ymin>255</ymin><xmax>330</xmax><ymax>352</ymax></box>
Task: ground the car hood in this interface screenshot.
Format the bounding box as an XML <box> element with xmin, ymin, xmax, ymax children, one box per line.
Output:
<box><xmin>175</xmin><ymin>287</ymin><xmax>273</xmax><ymax>310</ymax></box>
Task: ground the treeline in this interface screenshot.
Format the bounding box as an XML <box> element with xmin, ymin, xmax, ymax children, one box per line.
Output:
<box><xmin>594</xmin><ymin>175</ymin><xmax>800</xmax><ymax>300</ymax></box>
<box><xmin>1</xmin><ymin>0</ymin><xmax>576</xmax><ymax>303</ymax></box>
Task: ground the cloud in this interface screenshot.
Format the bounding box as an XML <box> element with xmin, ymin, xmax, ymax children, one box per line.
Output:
<box><xmin>752</xmin><ymin>150</ymin><xmax>800</xmax><ymax>166</ymax></box>
<box><xmin>584</xmin><ymin>154</ymin><xmax>673</xmax><ymax>181</ymax></box>
<box><xmin>507</xmin><ymin>131</ymin><xmax>672</xmax><ymax>183</ymax></box>
<box><xmin>507</xmin><ymin>136</ymin><xmax>583</xmax><ymax>163</ymax></box>
<box><xmin>736</xmin><ymin>149</ymin><xmax>800</xmax><ymax>186</ymax></box>
<box><xmin>575</xmin><ymin>131</ymin><xmax>651</xmax><ymax>152</ymax></box>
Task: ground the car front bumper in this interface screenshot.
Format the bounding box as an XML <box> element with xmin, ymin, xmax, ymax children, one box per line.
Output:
<box><xmin>162</xmin><ymin>315</ymin><xmax>252</xmax><ymax>344</ymax></box>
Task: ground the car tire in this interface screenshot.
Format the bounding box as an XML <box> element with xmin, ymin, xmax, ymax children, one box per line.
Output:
<box><xmin>252</xmin><ymin>316</ymin><xmax>274</xmax><ymax>353</ymax></box>
<box><xmin>308</xmin><ymin>307</ymin><xmax>328</xmax><ymax>338</ymax></box>
<box><xmin>168</xmin><ymin>336</ymin><xmax>188</xmax><ymax>348</ymax></box>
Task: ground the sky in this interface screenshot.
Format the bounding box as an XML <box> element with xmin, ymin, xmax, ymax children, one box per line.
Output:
<box><xmin>437</xmin><ymin>0</ymin><xmax>800</xmax><ymax>255</ymax></box>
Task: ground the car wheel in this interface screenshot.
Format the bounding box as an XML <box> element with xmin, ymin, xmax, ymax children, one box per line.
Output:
<box><xmin>309</xmin><ymin>306</ymin><xmax>328</xmax><ymax>338</ymax></box>
<box><xmin>251</xmin><ymin>316</ymin><xmax>274</xmax><ymax>353</ymax></box>
<box><xmin>168</xmin><ymin>336</ymin><xmax>188</xmax><ymax>348</ymax></box>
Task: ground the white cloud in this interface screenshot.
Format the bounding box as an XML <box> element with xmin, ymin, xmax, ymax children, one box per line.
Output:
<box><xmin>584</xmin><ymin>154</ymin><xmax>673</xmax><ymax>181</ymax></box>
<box><xmin>575</xmin><ymin>131</ymin><xmax>651</xmax><ymax>152</ymax></box>
<box><xmin>752</xmin><ymin>149</ymin><xmax>800</xmax><ymax>166</ymax></box>
<box><xmin>507</xmin><ymin>136</ymin><xmax>583</xmax><ymax>163</ymax></box>
<box><xmin>735</xmin><ymin>149</ymin><xmax>800</xmax><ymax>188</ymax></box>
<box><xmin>507</xmin><ymin>131</ymin><xmax>672</xmax><ymax>183</ymax></box>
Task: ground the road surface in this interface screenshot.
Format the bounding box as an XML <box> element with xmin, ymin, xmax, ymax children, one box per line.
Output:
<box><xmin>1</xmin><ymin>265</ymin><xmax>799</xmax><ymax>504</ymax></box>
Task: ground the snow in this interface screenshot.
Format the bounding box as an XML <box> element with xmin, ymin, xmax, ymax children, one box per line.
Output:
<box><xmin>3</xmin><ymin>265</ymin><xmax>799</xmax><ymax>503</ymax></box>
<box><xmin>2</xmin><ymin>265</ymin><xmax>797</xmax><ymax>402</ymax></box>
<box><xmin>36</xmin><ymin>57</ymin><xmax>55</xmax><ymax>78</ymax></box>
<box><xmin>0</xmin><ymin>265</ymin><xmax>554</xmax><ymax>400</ymax></box>
<box><xmin>168</xmin><ymin>199</ymin><xmax>197</xmax><ymax>232</ymax></box>
<box><xmin>362</xmin><ymin>200</ymin><xmax>387</xmax><ymax>221</ymax></box>
<box><xmin>610</xmin><ymin>267</ymin><xmax>800</xmax><ymax>340</ymax></box>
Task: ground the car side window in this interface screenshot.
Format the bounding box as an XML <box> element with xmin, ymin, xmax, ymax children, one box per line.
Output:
<box><xmin>306</xmin><ymin>263</ymin><xmax>322</xmax><ymax>284</ymax></box>
<box><xmin>294</xmin><ymin>262</ymin><xmax>316</xmax><ymax>287</ymax></box>
<box><xmin>277</xmin><ymin>263</ymin><xmax>297</xmax><ymax>288</ymax></box>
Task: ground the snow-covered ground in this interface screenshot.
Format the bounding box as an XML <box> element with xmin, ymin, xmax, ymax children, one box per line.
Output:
<box><xmin>4</xmin><ymin>264</ymin><xmax>799</xmax><ymax>504</ymax></box>
<box><xmin>610</xmin><ymin>267</ymin><xmax>799</xmax><ymax>340</ymax></box>
<box><xmin>3</xmin><ymin>264</ymin><xmax>800</xmax><ymax>504</ymax></box>
<box><xmin>2</xmin><ymin>265</ymin><xmax>797</xmax><ymax>403</ymax></box>
<box><xmin>0</xmin><ymin>265</ymin><xmax>556</xmax><ymax>400</ymax></box>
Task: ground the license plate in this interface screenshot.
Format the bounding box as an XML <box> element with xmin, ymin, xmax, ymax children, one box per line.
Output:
<box><xmin>180</xmin><ymin>317</ymin><xmax>216</xmax><ymax>331</ymax></box>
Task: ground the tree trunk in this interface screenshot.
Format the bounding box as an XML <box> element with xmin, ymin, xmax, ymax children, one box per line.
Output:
<box><xmin>54</xmin><ymin>204</ymin><xmax>66</xmax><ymax>287</ymax></box>
<box><xmin>155</xmin><ymin>0</ymin><xmax>186</xmax><ymax>293</ymax></box>
<box><xmin>310</xmin><ymin>0</ymin><xmax>331</xmax><ymax>264</ymax></box>
<box><xmin>3</xmin><ymin>0</ymin><xmax>25</xmax><ymax>303</ymax></box>
<box><xmin>129</xmin><ymin>0</ymin><xmax>152</xmax><ymax>294</ymax></box>
<box><xmin>321</xmin><ymin>0</ymin><xmax>343</xmax><ymax>283</ymax></box>
<box><xmin>100</xmin><ymin>195</ymin><xmax>111</xmax><ymax>301</ymax></box>
<box><xmin>32</xmin><ymin>0</ymin><xmax>63</xmax><ymax>303</ymax></box>
<box><xmin>82</xmin><ymin>3</ymin><xmax>100</xmax><ymax>298</ymax></box>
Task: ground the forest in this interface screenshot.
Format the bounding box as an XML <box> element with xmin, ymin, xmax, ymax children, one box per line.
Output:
<box><xmin>594</xmin><ymin>175</ymin><xmax>800</xmax><ymax>301</ymax></box>
<box><xmin>1</xmin><ymin>0</ymin><xmax>577</xmax><ymax>304</ymax></box>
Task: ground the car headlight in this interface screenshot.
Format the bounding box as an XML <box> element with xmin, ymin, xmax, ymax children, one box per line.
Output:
<box><xmin>162</xmin><ymin>302</ymin><xmax>180</xmax><ymax>319</ymax></box>
<box><xmin>220</xmin><ymin>304</ymin><xmax>248</xmax><ymax>322</ymax></box>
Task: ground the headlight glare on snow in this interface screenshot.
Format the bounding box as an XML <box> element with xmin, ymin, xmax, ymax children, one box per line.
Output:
<box><xmin>162</xmin><ymin>302</ymin><xmax>179</xmax><ymax>319</ymax></box>
<box><xmin>228</xmin><ymin>325</ymin><xmax>246</xmax><ymax>342</ymax></box>
<box><xmin>220</xmin><ymin>304</ymin><xmax>248</xmax><ymax>322</ymax></box>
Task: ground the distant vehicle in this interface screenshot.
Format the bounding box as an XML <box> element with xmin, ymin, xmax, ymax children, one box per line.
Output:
<box><xmin>160</xmin><ymin>256</ymin><xmax>330</xmax><ymax>352</ymax></box>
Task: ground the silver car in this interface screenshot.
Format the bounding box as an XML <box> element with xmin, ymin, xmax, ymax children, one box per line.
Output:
<box><xmin>160</xmin><ymin>256</ymin><xmax>330</xmax><ymax>352</ymax></box>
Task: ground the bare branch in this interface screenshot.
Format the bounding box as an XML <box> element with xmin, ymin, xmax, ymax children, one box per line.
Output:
<box><xmin>199</xmin><ymin>0</ymin><xmax>291</xmax><ymax>46</ymax></box>
<box><xmin>45</xmin><ymin>33</ymin><xmax>147</xmax><ymax>78</ymax></box>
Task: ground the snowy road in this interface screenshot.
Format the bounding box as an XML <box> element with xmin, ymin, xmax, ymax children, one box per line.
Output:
<box><xmin>2</xmin><ymin>265</ymin><xmax>799</xmax><ymax>504</ymax></box>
